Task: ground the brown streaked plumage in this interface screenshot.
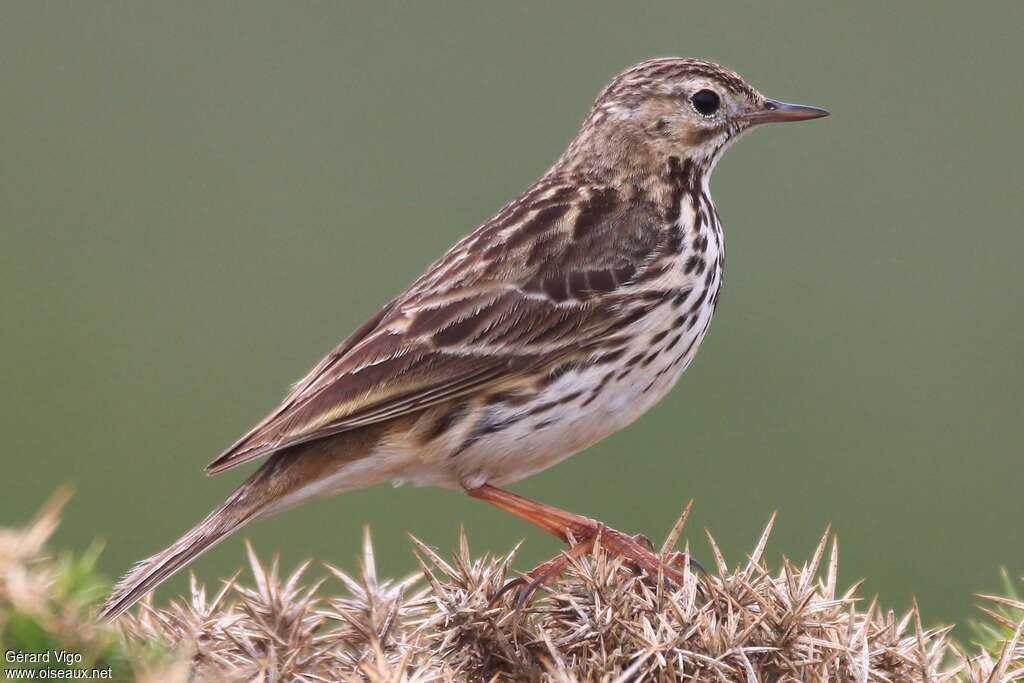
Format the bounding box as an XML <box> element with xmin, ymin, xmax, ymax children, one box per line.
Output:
<box><xmin>101</xmin><ymin>58</ymin><xmax>828</xmax><ymax>620</ymax></box>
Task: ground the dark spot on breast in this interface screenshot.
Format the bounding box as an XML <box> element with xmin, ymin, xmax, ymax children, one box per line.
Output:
<box><xmin>527</xmin><ymin>389</ymin><xmax>583</xmax><ymax>417</ymax></box>
<box><xmin>478</xmin><ymin>413</ymin><xmax>526</xmax><ymax>437</ymax></box>
<box><xmin>672</xmin><ymin>288</ymin><xmax>692</xmax><ymax>307</ymax></box>
<box><xmin>664</xmin><ymin>157</ymin><xmax>692</xmax><ymax>223</ymax></box>
<box><xmin>559</xmin><ymin>390</ymin><xmax>583</xmax><ymax>405</ymax></box>
<box><xmin>689</xmin><ymin>288</ymin><xmax>708</xmax><ymax>313</ymax></box>
<box><xmin>664</xmin><ymin>333</ymin><xmax>683</xmax><ymax>351</ymax></box>
<box><xmin>650</xmin><ymin>330</ymin><xmax>669</xmax><ymax>345</ymax></box>
<box><xmin>582</xmin><ymin>370</ymin><xmax>616</xmax><ymax>407</ymax></box>
<box><xmin>685</xmin><ymin>255</ymin><xmax>701</xmax><ymax>274</ymax></box>
<box><xmin>681</xmin><ymin>336</ymin><xmax>700</xmax><ymax>359</ymax></box>
<box><xmin>668</xmin><ymin>156</ymin><xmax>696</xmax><ymax>191</ymax></box>
<box><xmin>641</xmin><ymin>349</ymin><xmax>661</xmax><ymax>367</ymax></box>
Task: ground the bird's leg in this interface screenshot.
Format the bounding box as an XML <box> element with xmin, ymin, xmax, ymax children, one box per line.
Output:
<box><xmin>465</xmin><ymin>484</ymin><xmax>686</xmax><ymax>605</ymax></box>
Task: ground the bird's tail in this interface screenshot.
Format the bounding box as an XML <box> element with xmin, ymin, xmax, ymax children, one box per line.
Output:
<box><xmin>100</xmin><ymin>427</ymin><xmax>386</xmax><ymax>621</ymax></box>
<box><xmin>100</xmin><ymin>459</ymin><xmax>284</xmax><ymax>621</ymax></box>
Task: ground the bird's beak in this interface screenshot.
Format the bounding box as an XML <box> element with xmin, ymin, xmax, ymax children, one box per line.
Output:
<box><xmin>741</xmin><ymin>98</ymin><xmax>830</xmax><ymax>124</ymax></box>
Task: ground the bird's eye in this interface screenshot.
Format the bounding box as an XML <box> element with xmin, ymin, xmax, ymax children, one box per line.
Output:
<box><xmin>691</xmin><ymin>89</ymin><xmax>720</xmax><ymax>116</ymax></box>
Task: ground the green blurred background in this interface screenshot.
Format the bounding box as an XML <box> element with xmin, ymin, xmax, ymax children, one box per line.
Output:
<box><xmin>2</xmin><ymin>2</ymin><xmax>1021</xmax><ymax>630</ymax></box>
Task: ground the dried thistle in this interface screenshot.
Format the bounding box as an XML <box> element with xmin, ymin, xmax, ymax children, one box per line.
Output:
<box><xmin>106</xmin><ymin>514</ymin><xmax>1024</xmax><ymax>681</ymax></box>
<box><xmin>0</xmin><ymin>485</ymin><xmax>75</xmax><ymax>615</ymax></box>
<box><xmin>5</xmin><ymin>491</ymin><xmax>1024</xmax><ymax>681</ymax></box>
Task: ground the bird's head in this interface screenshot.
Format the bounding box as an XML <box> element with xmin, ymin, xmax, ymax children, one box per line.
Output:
<box><xmin>564</xmin><ymin>58</ymin><xmax>828</xmax><ymax>178</ymax></box>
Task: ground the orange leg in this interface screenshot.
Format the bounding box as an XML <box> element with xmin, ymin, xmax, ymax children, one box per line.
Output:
<box><xmin>465</xmin><ymin>484</ymin><xmax>687</xmax><ymax>605</ymax></box>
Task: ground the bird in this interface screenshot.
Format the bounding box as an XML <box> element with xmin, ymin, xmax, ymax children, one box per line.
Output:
<box><xmin>101</xmin><ymin>57</ymin><xmax>828</xmax><ymax>620</ymax></box>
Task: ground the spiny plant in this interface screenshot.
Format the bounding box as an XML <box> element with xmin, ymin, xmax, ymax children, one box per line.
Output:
<box><xmin>0</xmin><ymin>488</ymin><xmax>164</xmax><ymax>679</ymax></box>
<box><xmin>2</xmin><ymin>491</ymin><xmax>1022</xmax><ymax>681</ymax></box>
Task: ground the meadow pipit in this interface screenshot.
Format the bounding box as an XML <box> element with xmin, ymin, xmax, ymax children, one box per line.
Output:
<box><xmin>102</xmin><ymin>58</ymin><xmax>828</xmax><ymax>619</ymax></box>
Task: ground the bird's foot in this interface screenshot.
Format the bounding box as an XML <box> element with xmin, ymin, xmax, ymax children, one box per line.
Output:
<box><xmin>467</xmin><ymin>484</ymin><xmax>700</xmax><ymax>608</ymax></box>
<box><xmin>497</xmin><ymin>524</ymin><xmax>690</xmax><ymax>608</ymax></box>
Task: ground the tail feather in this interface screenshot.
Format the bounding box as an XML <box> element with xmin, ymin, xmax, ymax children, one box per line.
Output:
<box><xmin>99</xmin><ymin>471</ymin><xmax>272</xmax><ymax>621</ymax></box>
<box><xmin>101</xmin><ymin>432</ymin><xmax>375</xmax><ymax>621</ymax></box>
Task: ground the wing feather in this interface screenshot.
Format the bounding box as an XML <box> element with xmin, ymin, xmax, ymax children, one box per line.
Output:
<box><xmin>207</xmin><ymin>181</ymin><xmax>673</xmax><ymax>474</ymax></box>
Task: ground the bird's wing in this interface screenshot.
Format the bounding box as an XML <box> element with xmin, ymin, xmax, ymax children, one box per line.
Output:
<box><xmin>207</xmin><ymin>180</ymin><xmax>677</xmax><ymax>473</ymax></box>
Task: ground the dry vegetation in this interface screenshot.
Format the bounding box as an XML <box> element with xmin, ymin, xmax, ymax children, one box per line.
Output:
<box><xmin>2</xmin><ymin>491</ymin><xmax>1022</xmax><ymax>682</ymax></box>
